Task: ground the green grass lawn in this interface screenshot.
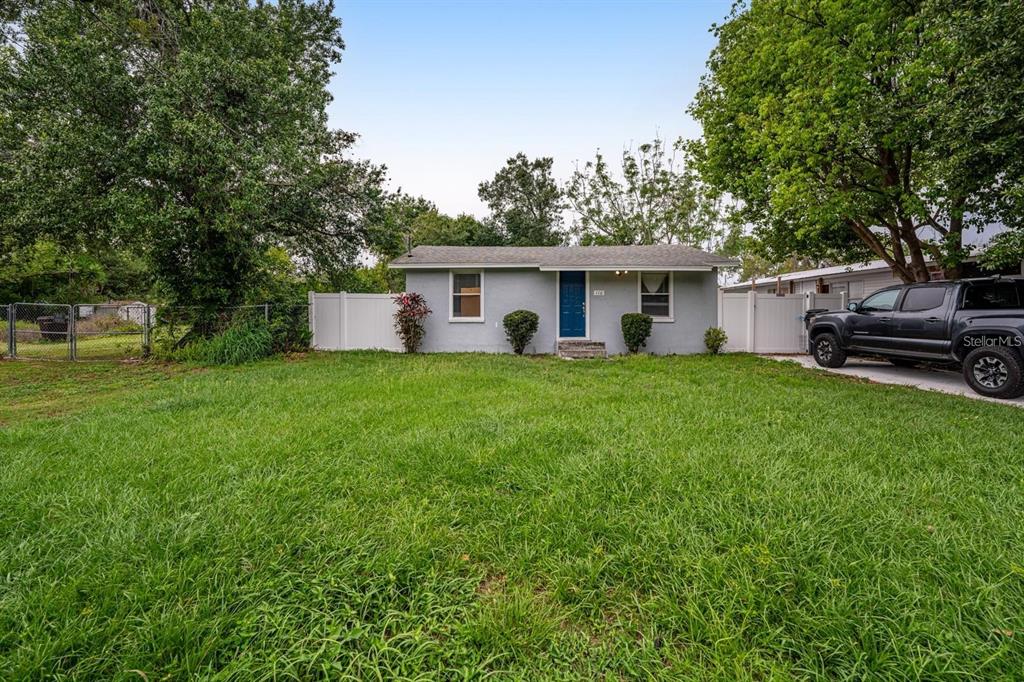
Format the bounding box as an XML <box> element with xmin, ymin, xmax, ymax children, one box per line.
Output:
<box><xmin>1</xmin><ymin>353</ymin><xmax>1022</xmax><ymax>679</ymax></box>
<box><xmin>2</xmin><ymin>331</ymin><xmax>146</xmax><ymax>361</ymax></box>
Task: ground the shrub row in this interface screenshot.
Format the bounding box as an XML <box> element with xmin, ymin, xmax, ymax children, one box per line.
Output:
<box><xmin>394</xmin><ymin>296</ymin><xmax>728</xmax><ymax>356</ymax></box>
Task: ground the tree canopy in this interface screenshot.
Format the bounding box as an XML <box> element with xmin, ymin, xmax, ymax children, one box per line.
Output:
<box><xmin>477</xmin><ymin>153</ymin><xmax>565</xmax><ymax>246</ymax></box>
<box><xmin>368</xmin><ymin>194</ymin><xmax>501</xmax><ymax>261</ymax></box>
<box><xmin>689</xmin><ymin>0</ymin><xmax>1024</xmax><ymax>282</ymax></box>
<box><xmin>566</xmin><ymin>138</ymin><xmax>722</xmax><ymax>248</ymax></box>
<box><xmin>1</xmin><ymin>0</ymin><xmax>384</xmax><ymax>307</ymax></box>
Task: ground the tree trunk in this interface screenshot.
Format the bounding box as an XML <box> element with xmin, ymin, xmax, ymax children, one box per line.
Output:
<box><xmin>943</xmin><ymin>212</ymin><xmax>965</xmax><ymax>280</ymax></box>
<box><xmin>848</xmin><ymin>219</ymin><xmax>914</xmax><ymax>283</ymax></box>
<box><xmin>899</xmin><ymin>218</ymin><xmax>932</xmax><ymax>282</ymax></box>
<box><xmin>943</xmin><ymin>263</ymin><xmax>963</xmax><ymax>280</ymax></box>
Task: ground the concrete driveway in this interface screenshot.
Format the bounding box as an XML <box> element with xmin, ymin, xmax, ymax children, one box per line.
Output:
<box><xmin>764</xmin><ymin>354</ymin><xmax>1024</xmax><ymax>409</ymax></box>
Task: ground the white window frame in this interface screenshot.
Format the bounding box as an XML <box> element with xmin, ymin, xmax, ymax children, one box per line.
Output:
<box><xmin>449</xmin><ymin>269</ymin><xmax>484</xmax><ymax>322</ymax></box>
<box><xmin>637</xmin><ymin>271</ymin><xmax>674</xmax><ymax>322</ymax></box>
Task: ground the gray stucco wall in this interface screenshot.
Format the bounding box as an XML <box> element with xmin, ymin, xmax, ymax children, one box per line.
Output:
<box><xmin>405</xmin><ymin>269</ymin><xmax>558</xmax><ymax>353</ymax></box>
<box><xmin>403</xmin><ymin>268</ymin><xmax>719</xmax><ymax>355</ymax></box>
<box><xmin>588</xmin><ymin>271</ymin><xmax>719</xmax><ymax>355</ymax></box>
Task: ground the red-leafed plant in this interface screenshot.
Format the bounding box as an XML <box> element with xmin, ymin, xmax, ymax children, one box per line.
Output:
<box><xmin>393</xmin><ymin>292</ymin><xmax>432</xmax><ymax>353</ymax></box>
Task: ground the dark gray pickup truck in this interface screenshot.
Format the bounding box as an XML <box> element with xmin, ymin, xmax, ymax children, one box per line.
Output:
<box><xmin>806</xmin><ymin>277</ymin><xmax>1024</xmax><ymax>399</ymax></box>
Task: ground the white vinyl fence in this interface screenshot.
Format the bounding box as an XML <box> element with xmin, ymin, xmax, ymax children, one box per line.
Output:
<box><xmin>718</xmin><ymin>291</ymin><xmax>847</xmax><ymax>354</ymax></box>
<box><xmin>308</xmin><ymin>292</ymin><xmax>402</xmax><ymax>351</ymax></box>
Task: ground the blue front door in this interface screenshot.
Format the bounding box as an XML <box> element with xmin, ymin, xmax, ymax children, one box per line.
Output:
<box><xmin>559</xmin><ymin>271</ymin><xmax>586</xmax><ymax>337</ymax></box>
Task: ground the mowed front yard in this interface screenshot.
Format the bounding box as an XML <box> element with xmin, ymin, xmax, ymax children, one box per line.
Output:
<box><xmin>1</xmin><ymin>353</ymin><xmax>1022</xmax><ymax>679</ymax></box>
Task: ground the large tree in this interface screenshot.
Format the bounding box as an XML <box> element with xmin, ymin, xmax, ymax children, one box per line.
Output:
<box><xmin>0</xmin><ymin>0</ymin><xmax>384</xmax><ymax>308</ymax></box>
<box><xmin>367</xmin><ymin>193</ymin><xmax>501</xmax><ymax>261</ymax></box>
<box><xmin>566</xmin><ymin>138</ymin><xmax>723</xmax><ymax>247</ymax></box>
<box><xmin>689</xmin><ymin>0</ymin><xmax>1024</xmax><ymax>282</ymax></box>
<box><xmin>478</xmin><ymin>153</ymin><xmax>565</xmax><ymax>246</ymax></box>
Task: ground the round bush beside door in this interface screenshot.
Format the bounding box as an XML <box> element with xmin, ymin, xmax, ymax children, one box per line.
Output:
<box><xmin>503</xmin><ymin>310</ymin><xmax>539</xmax><ymax>355</ymax></box>
<box><xmin>621</xmin><ymin>313</ymin><xmax>652</xmax><ymax>354</ymax></box>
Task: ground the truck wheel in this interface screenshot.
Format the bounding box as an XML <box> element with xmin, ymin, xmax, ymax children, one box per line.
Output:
<box><xmin>888</xmin><ymin>358</ymin><xmax>918</xmax><ymax>368</ymax></box>
<box><xmin>962</xmin><ymin>346</ymin><xmax>1024</xmax><ymax>399</ymax></box>
<box><xmin>813</xmin><ymin>333</ymin><xmax>846</xmax><ymax>368</ymax></box>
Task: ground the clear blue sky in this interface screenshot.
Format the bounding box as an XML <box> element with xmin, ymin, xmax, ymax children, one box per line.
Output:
<box><xmin>330</xmin><ymin>0</ymin><xmax>730</xmax><ymax>217</ymax></box>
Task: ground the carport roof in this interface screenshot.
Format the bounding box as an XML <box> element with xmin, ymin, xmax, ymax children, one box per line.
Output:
<box><xmin>389</xmin><ymin>244</ymin><xmax>738</xmax><ymax>271</ymax></box>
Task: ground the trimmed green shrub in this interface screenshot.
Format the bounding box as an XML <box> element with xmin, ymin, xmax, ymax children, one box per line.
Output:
<box><xmin>704</xmin><ymin>326</ymin><xmax>728</xmax><ymax>354</ymax></box>
<box><xmin>503</xmin><ymin>309</ymin><xmax>540</xmax><ymax>354</ymax></box>
<box><xmin>621</xmin><ymin>313</ymin><xmax>653</xmax><ymax>353</ymax></box>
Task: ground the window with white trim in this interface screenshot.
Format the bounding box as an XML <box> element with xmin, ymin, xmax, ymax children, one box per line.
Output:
<box><xmin>450</xmin><ymin>270</ymin><xmax>483</xmax><ymax>320</ymax></box>
<box><xmin>639</xmin><ymin>272</ymin><xmax>672</xmax><ymax>319</ymax></box>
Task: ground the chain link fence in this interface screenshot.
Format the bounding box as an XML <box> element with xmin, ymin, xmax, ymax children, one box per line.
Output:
<box><xmin>1</xmin><ymin>304</ymin><xmax>9</xmax><ymax>358</ymax></box>
<box><xmin>2</xmin><ymin>301</ymin><xmax>310</xmax><ymax>361</ymax></box>
<box><xmin>151</xmin><ymin>303</ymin><xmax>310</xmax><ymax>353</ymax></box>
<box><xmin>152</xmin><ymin>304</ymin><xmax>271</xmax><ymax>349</ymax></box>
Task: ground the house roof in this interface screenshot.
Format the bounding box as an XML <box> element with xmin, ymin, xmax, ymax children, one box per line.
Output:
<box><xmin>389</xmin><ymin>244</ymin><xmax>738</xmax><ymax>271</ymax></box>
<box><xmin>723</xmin><ymin>259</ymin><xmax>892</xmax><ymax>290</ymax></box>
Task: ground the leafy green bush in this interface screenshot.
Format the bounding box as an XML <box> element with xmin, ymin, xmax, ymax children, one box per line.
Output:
<box><xmin>268</xmin><ymin>306</ymin><xmax>312</xmax><ymax>353</ymax></box>
<box><xmin>704</xmin><ymin>326</ymin><xmax>728</xmax><ymax>354</ymax></box>
<box><xmin>620</xmin><ymin>313</ymin><xmax>653</xmax><ymax>353</ymax></box>
<box><xmin>502</xmin><ymin>309</ymin><xmax>539</xmax><ymax>354</ymax></box>
<box><xmin>164</xmin><ymin>320</ymin><xmax>273</xmax><ymax>366</ymax></box>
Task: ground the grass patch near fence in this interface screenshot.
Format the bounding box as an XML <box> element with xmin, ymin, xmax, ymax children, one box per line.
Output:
<box><xmin>1</xmin><ymin>352</ymin><xmax>1022</xmax><ymax>679</ymax></box>
<box><xmin>0</xmin><ymin>360</ymin><xmax>189</xmax><ymax>425</ymax></box>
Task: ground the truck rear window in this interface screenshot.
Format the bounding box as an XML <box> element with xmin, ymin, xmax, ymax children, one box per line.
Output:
<box><xmin>961</xmin><ymin>282</ymin><xmax>1024</xmax><ymax>310</ymax></box>
<box><xmin>901</xmin><ymin>286</ymin><xmax>947</xmax><ymax>312</ymax></box>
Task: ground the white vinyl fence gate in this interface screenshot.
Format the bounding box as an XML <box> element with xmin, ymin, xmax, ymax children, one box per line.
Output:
<box><xmin>718</xmin><ymin>291</ymin><xmax>847</xmax><ymax>354</ymax></box>
<box><xmin>308</xmin><ymin>292</ymin><xmax>402</xmax><ymax>351</ymax></box>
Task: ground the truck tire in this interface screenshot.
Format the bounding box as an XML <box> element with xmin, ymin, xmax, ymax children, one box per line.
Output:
<box><xmin>812</xmin><ymin>333</ymin><xmax>847</xmax><ymax>368</ymax></box>
<box><xmin>962</xmin><ymin>346</ymin><xmax>1024</xmax><ymax>399</ymax></box>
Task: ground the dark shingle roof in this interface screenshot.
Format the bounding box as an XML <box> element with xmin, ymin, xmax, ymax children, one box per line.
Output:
<box><xmin>390</xmin><ymin>244</ymin><xmax>737</xmax><ymax>269</ymax></box>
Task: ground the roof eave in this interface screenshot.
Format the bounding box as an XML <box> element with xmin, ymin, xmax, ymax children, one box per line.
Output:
<box><xmin>389</xmin><ymin>262</ymin><xmax>540</xmax><ymax>270</ymax></box>
<box><xmin>536</xmin><ymin>265</ymin><xmax>719</xmax><ymax>272</ymax></box>
<box><xmin>390</xmin><ymin>262</ymin><xmax>729</xmax><ymax>271</ymax></box>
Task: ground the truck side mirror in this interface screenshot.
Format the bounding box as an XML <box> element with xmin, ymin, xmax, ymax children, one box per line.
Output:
<box><xmin>847</xmin><ymin>302</ymin><xmax>860</xmax><ymax>312</ymax></box>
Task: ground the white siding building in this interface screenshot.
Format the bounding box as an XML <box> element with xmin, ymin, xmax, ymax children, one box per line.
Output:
<box><xmin>722</xmin><ymin>260</ymin><xmax>902</xmax><ymax>299</ymax></box>
<box><xmin>722</xmin><ymin>258</ymin><xmax>1024</xmax><ymax>300</ymax></box>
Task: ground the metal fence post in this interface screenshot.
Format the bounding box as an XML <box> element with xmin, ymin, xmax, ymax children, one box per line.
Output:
<box><xmin>144</xmin><ymin>305</ymin><xmax>152</xmax><ymax>357</ymax></box>
<box><xmin>3</xmin><ymin>301</ymin><xmax>9</xmax><ymax>356</ymax></box>
<box><xmin>9</xmin><ymin>303</ymin><xmax>16</xmax><ymax>359</ymax></box>
<box><xmin>264</xmin><ymin>302</ymin><xmax>270</xmax><ymax>323</ymax></box>
<box><xmin>70</xmin><ymin>304</ymin><xmax>77</xmax><ymax>361</ymax></box>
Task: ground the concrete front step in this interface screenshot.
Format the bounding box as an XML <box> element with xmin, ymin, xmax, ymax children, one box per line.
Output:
<box><xmin>557</xmin><ymin>340</ymin><xmax>607</xmax><ymax>359</ymax></box>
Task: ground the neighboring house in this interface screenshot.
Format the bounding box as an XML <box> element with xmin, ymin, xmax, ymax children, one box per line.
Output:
<box><xmin>721</xmin><ymin>260</ymin><xmax>903</xmax><ymax>299</ymax></box>
<box><xmin>721</xmin><ymin>258</ymin><xmax>1024</xmax><ymax>300</ymax></box>
<box><xmin>75</xmin><ymin>301</ymin><xmax>154</xmax><ymax>326</ymax></box>
<box><xmin>389</xmin><ymin>245</ymin><xmax>737</xmax><ymax>356</ymax></box>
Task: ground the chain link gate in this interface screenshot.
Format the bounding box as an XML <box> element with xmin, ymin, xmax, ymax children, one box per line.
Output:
<box><xmin>11</xmin><ymin>303</ymin><xmax>73</xmax><ymax>360</ymax></box>
<box><xmin>72</xmin><ymin>303</ymin><xmax>151</xmax><ymax>360</ymax></box>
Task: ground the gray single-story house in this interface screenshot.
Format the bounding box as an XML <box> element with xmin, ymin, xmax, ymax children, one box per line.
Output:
<box><xmin>389</xmin><ymin>244</ymin><xmax>737</xmax><ymax>356</ymax></box>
